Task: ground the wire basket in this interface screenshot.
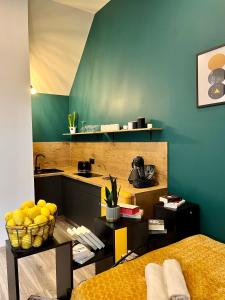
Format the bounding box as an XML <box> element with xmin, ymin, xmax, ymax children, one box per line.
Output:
<box><xmin>6</xmin><ymin>217</ymin><xmax>56</xmax><ymax>252</ymax></box>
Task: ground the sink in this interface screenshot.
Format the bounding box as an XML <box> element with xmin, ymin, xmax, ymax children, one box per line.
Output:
<box><xmin>75</xmin><ymin>172</ymin><xmax>103</xmax><ymax>178</ymax></box>
<box><xmin>34</xmin><ymin>168</ymin><xmax>64</xmax><ymax>175</ymax></box>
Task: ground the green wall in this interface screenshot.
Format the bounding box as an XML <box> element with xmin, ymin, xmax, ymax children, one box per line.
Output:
<box><xmin>32</xmin><ymin>93</ymin><xmax>69</xmax><ymax>142</ymax></box>
<box><xmin>69</xmin><ymin>0</ymin><xmax>225</xmax><ymax>242</ymax></box>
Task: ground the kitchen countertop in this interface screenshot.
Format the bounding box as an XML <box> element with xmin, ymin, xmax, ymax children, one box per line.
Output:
<box><xmin>34</xmin><ymin>165</ymin><xmax>167</xmax><ymax>196</ymax></box>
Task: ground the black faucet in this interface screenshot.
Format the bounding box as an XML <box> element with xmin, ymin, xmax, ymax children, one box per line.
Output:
<box><xmin>35</xmin><ymin>153</ymin><xmax>45</xmax><ymax>173</ymax></box>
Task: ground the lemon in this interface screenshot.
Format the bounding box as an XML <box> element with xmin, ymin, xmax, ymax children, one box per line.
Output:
<box><xmin>37</xmin><ymin>199</ymin><xmax>46</xmax><ymax>208</ymax></box>
<box><xmin>34</xmin><ymin>215</ymin><xmax>48</xmax><ymax>225</ymax></box>
<box><xmin>27</xmin><ymin>224</ymin><xmax>39</xmax><ymax>235</ymax></box>
<box><xmin>46</xmin><ymin>203</ymin><xmax>57</xmax><ymax>215</ymax></box>
<box><xmin>7</xmin><ymin>218</ymin><xmax>16</xmax><ymax>227</ymax></box>
<box><xmin>49</xmin><ymin>215</ymin><xmax>55</xmax><ymax>221</ymax></box>
<box><xmin>41</xmin><ymin>207</ymin><xmax>50</xmax><ymax>218</ymax></box>
<box><xmin>22</xmin><ymin>207</ymin><xmax>29</xmax><ymax>216</ymax></box>
<box><xmin>27</xmin><ymin>206</ymin><xmax>41</xmax><ymax>220</ymax></box>
<box><xmin>13</xmin><ymin>210</ymin><xmax>25</xmax><ymax>226</ymax></box>
<box><xmin>21</xmin><ymin>234</ymin><xmax>32</xmax><ymax>249</ymax></box>
<box><xmin>4</xmin><ymin>212</ymin><xmax>13</xmax><ymax>222</ymax></box>
<box><xmin>20</xmin><ymin>200</ymin><xmax>35</xmax><ymax>209</ymax></box>
<box><xmin>32</xmin><ymin>236</ymin><xmax>43</xmax><ymax>248</ymax></box>
<box><xmin>24</xmin><ymin>216</ymin><xmax>32</xmax><ymax>227</ymax></box>
<box><xmin>11</xmin><ymin>227</ymin><xmax>26</xmax><ymax>238</ymax></box>
<box><xmin>43</xmin><ymin>233</ymin><xmax>48</xmax><ymax>241</ymax></box>
<box><xmin>9</xmin><ymin>234</ymin><xmax>20</xmax><ymax>248</ymax></box>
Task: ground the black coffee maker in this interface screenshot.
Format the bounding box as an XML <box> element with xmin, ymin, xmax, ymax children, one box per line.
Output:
<box><xmin>128</xmin><ymin>156</ymin><xmax>155</xmax><ymax>188</ymax></box>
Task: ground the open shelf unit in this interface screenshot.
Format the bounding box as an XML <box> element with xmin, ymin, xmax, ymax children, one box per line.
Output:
<box><xmin>62</xmin><ymin>127</ymin><xmax>163</xmax><ymax>136</ymax></box>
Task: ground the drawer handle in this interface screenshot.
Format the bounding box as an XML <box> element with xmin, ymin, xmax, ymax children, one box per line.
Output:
<box><xmin>189</xmin><ymin>211</ymin><xmax>193</xmax><ymax>215</ymax></box>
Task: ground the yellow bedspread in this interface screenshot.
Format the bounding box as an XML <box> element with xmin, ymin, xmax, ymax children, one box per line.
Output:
<box><xmin>72</xmin><ymin>235</ymin><xmax>225</xmax><ymax>300</ymax></box>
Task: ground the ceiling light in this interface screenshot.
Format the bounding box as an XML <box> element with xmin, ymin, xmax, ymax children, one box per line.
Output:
<box><xmin>30</xmin><ymin>85</ymin><xmax>37</xmax><ymax>95</ymax></box>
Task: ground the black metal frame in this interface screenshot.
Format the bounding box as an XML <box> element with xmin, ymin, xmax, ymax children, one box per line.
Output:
<box><xmin>196</xmin><ymin>43</ymin><xmax>225</xmax><ymax>108</ymax></box>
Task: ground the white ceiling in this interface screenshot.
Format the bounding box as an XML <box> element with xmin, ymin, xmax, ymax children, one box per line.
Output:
<box><xmin>53</xmin><ymin>0</ymin><xmax>109</xmax><ymax>14</ymax></box>
<box><xmin>29</xmin><ymin>0</ymin><xmax>109</xmax><ymax>95</ymax></box>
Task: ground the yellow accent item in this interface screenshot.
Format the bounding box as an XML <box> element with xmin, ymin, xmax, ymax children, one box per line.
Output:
<box><xmin>115</xmin><ymin>227</ymin><xmax>127</xmax><ymax>262</ymax></box>
<box><xmin>101</xmin><ymin>187</ymin><xmax>132</xmax><ymax>216</ymax></box>
<box><xmin>72</xmin><ymin>235</ymin><xmax>225</xmax><ymax>300</ymax></box>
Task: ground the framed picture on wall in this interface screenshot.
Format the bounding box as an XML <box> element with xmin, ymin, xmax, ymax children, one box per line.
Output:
<box><xmin>197</xmin><ymin>44</ymin><xmax>225</xmax><ymax>108</ymax></box>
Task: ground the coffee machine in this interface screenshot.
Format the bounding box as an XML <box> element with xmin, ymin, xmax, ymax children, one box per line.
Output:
<box><xmin>128</xmin><ymin>156</ymin><xmax>155</xmax><ymax>188</ymax></box>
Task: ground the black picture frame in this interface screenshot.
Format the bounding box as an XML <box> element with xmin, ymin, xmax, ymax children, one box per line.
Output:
<box><xmin>196</xmin><ymin>43</ymin><xmax>225</xmax><ymax>108</ymax></box>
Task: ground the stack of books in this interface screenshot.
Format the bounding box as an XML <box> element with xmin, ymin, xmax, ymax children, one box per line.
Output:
<box><xmin>148</xmin><ymin>219</ymin><xmax>167</xmax><ymax>234</ymax></box>
<box><xmin>73</xmin><ymin>243</ymin><xmax>95</xmax><ymax>264</ymax></box>
<box><xmin>67</xmin><ymin>225</ymin><xmax>105</xmax><ymax>264</ymax></box>
<box><xmin>159</xmin><ymin>194</ymin><xmax>186</xmax><ymax>210</ymax></box>
<box><xmin>120</xmin><ymin>204</ymin><xmax>143</xmax><ymax>219</ymax></box>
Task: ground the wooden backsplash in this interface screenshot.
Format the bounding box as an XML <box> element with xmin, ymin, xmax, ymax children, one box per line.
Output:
<box><xmin>70</xmin><ymin>142</ymin><xmax>168</xmax><ymax>186</ymax></box>
<box><xmin>33</xmin><ymin>142</ymin><xmax>70</xmax><ymax>167</ymax></box>
<box><xmin>33</xmin><ymin>142</ymin><xmax>168</xmax><ymax>186</ymax></box>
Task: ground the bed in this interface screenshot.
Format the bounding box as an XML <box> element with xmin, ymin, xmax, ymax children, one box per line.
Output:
<box><xmin>71</xmin><ymin>235</ymin><xmax>225</xmax><ymax>300</ymax></box>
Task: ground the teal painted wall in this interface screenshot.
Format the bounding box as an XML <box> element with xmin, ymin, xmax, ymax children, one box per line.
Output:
<box><xmin>69</xmin><ymin>0</ymin><xmax>225</xmax><ymax>241</ymax></box>
<box><xmin>32</xmin><ymin>93</ymin><xmax>69</xmax><ymax>142</ymax></box>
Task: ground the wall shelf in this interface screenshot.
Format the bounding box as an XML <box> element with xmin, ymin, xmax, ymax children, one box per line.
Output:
<box><xmin>62</xmin><ymin>128</ymin><xmax>163</xmax><ymax>136</ymax></box>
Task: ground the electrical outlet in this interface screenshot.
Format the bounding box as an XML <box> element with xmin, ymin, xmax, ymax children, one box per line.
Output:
<box><xmin>89</xmin><ymin>158</ymin><xmax>95</xmax><ymax>164</ymax></box>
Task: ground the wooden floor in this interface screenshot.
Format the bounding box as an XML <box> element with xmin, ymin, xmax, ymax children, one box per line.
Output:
<box><xmin>0</xmin><ymin>217</ymin><xmax>95</xmax><ymax>300</ymax></box>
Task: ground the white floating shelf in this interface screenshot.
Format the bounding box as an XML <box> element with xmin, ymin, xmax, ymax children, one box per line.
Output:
<box><xmin>63</xmin><ymin>128</ymin><xmax>163</xmax><ymax>136</ymax></box>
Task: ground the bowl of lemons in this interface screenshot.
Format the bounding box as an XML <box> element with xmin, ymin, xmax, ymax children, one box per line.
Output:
<box><xmin>5</xmin><ymin>199</ymin><xmax>57</xmax><ymax>251</ymax></box>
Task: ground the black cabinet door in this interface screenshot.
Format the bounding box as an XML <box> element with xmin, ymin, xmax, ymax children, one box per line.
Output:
<box><xmin>34</xmin><ymin>176</ymin><xmax>63</xmax><ymax>215</ymax></box>
<box><xmin>62</xmin><ymin>177</ymin><xmax>101</xmax><ymax>230</ymax></box>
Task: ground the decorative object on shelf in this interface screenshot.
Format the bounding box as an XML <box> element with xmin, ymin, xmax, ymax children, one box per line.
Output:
<box><xmin>137</xmin><ymin>117</ymin><xmax>145</xmax><ymax>128</ymax></box>
<box><xmin>123</xmin><ymin>125</ymin><xmax>128</xmax><ymax>130</ymax></box>
<box><xmin>68</xmin><ymin>112</ymin><xmax>77</xmax><ymax>133</ymax></box>
<box><xmin>80</xmin><ymin>120</ymin><xmax>87</xmax><ymax>132</ymax></box>
<box><xmin>128</xmin><ymin>121</ymin><xmax>138</xmax><ymax>129</ymax></box>
<box><xmin>197</xmin><ymin>44</ymin><xmax>225</xmax><ymax>108</ymax></box>
<box><xmin>101</xmin><ymin>124</ymin><xmax>120</xmax><ymax>132</ymax></box>
<box><xmin>147</xmin><ymin>123</ymin><xmax>153</xmax><ymax>129</ymax></box>
<box><xmin>5</xmin><ymin>199</ymin><xmax>57</xmax><ymax>251</ymax></box>
<box><xmin>105</xmin><ymin>176</ymin><xmax>121</xmax><ymax>222</ymax></box>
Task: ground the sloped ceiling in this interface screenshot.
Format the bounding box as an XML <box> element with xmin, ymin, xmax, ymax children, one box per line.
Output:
<box><xmin>29</xmin><ymin>0</ymin><xmax>109</xmax><ymax>96</ymax></box>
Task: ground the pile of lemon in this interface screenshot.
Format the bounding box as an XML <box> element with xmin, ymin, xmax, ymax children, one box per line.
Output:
<box><xmin>5</xmin><ymin>200</ymin><xmax>57</xmax><ymax>250</ymax></box>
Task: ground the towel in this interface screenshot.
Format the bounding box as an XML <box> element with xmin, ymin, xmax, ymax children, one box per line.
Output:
<box><xmin>145</xmin><ymin>263</ymin><xmax>168</xmax><ymax>300</ymax></box>
<box><xmin>163</xmin><ymin>259</ymin><xmax>191</xmax><ymax>300</ymax></box>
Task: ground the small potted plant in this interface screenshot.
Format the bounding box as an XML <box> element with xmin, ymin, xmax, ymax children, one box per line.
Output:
<box><xmin>105</xmin><ymin>176</ymin><xmax>120</xmax><ymax>222</ymax></box>
<box><xmin>68</xmin><ymin>112</ymin><xmax>77</xmax><ymax>134</ymax></box>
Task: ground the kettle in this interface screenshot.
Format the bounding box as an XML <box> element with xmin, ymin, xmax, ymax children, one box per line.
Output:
<box><xmin>128</xmin><ymin>156</ymin><xmax>155</xmax><ymax>188</ymax></box>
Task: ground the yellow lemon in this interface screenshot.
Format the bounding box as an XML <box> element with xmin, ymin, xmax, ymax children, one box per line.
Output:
<box><xmin>46</xmin><ymin>203</ymin><xmax>57</xmax><ymax>215</ymax></box>
<box><xmin>7</xmin><ymin>218</ymin><xmax>16</xmax><ymax>227</ymax></box>
<box><xmin>41</xmin><ymin>207</ymin><xmax>50</xmax><ymax>218</ymax></box>
<box><xmin>9</xmin><ymin>234</ymin><xmax>20</xmax><ymax>248</ymax></box>
<box><xmin>21</xmin><ymin>234</ymin><xmax>32</xmax><ymax>250</ymax></box>
<box><xmin>11</xmin><ymin>227</ymin><xmax>26</xmax><ymax>238</ymax></box>
<box><xmin>34</xmin><ymin>215</ymin><xmax>48</xmax><ymax>225</ymax></box>
<box><xmin>27</xmin><ymin>206</ymin><xmax>41</xmax><ymax>220</ymax></box>
<box><xmin>4</xmin><ymin>212</ymin><xmax>13</xmax><ymax>222</ymax></box>
<box><xmin>37</xmin><ymin>199</ymin><xmax>46</xmax><ymax>208</ymax></box>
<box><xmin>43</xmin><ymin>233</ymin><xmax>49</xmax><ymax>241</ymax></box>
<box><xmin>22</xmin><ymin>207</ymin><xmax>29</xmax><ymax>216</ymax></box>
<box><xmin>32</xmin><ymin>236</ymin><xmax>43</xmax><ymax>248</ymax></box>
<box><xmin>13</xmin><ymin>210</ymin><xmax>25</xmax><ymax>226</ymax></box>
<box><xmin>24</xmin><ymin>217</ymin><xmax>32</xmax><ymax>227</ymax></box>
<box><xmin>20</xmin><ymin>200</ymin><xmax>35</xmax><ymax>209</ymax></box>
<box><xmin>27</xmin><ymin>224</ymin><xmax>39</xmax><ymax>235</ymax></box>
<box><xmin>49</xmin><ymin>215</ymin><xmax>55</xmax><ymax>221</ymax></box>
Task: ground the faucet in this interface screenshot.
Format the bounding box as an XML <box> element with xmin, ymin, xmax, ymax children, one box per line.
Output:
<box><xmin>35</xmin><ymin>153</ymin><xmax>45</xmax><ymax>172</ymax></box>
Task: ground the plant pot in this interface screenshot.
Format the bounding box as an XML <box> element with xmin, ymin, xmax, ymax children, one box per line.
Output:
<box><xmin>69</xmin><ymin>127</ymin><xmax>76</xmax><ymax>134</ymax></box>
<box><xmin>106</xmin><ymin>206</ymin><xmax>120</xmax><ymax>222</ymax></box>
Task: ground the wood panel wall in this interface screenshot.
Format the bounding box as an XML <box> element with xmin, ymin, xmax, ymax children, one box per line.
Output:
<box><xmin>33</xmin><ymin>142</ymin><xmax>168</xmax><ymax>186</ymax></box>
<box><xmin>70</xmin><ymin>142</ymin><xmax>167</xmax><ymax>186</ymax></box>
<box><xmin>33</xmin><ymin>142</ymin><xmax>70</xmax><ymax>168</ymax></box>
